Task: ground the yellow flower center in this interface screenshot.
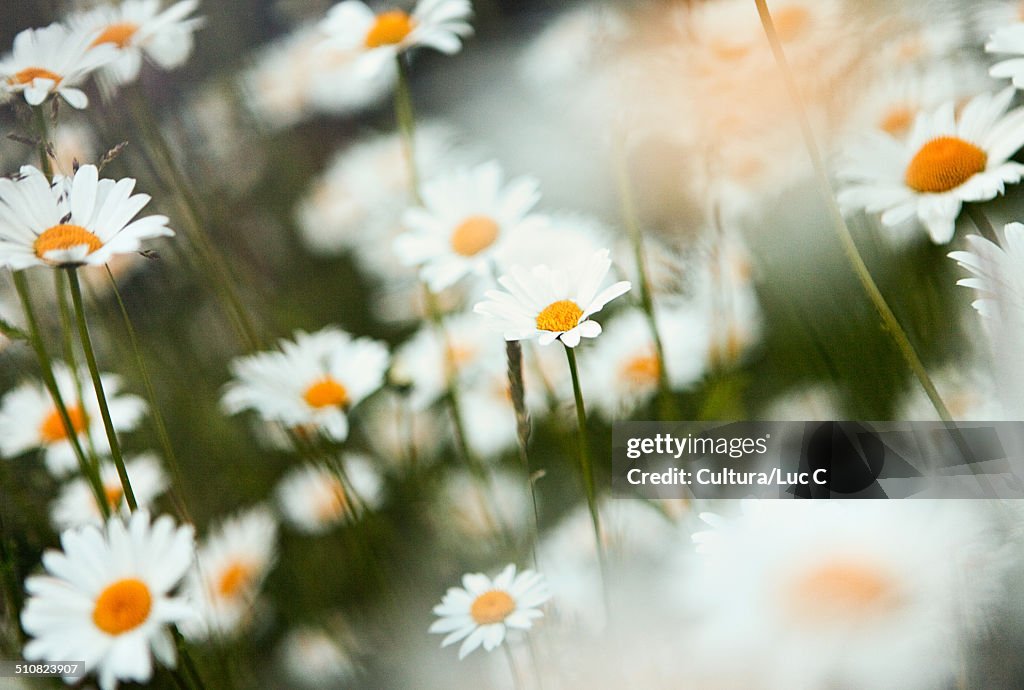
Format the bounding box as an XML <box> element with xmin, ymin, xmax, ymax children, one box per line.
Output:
<box><xmin>39</xmin><ymin>405</ymin><xmax>89</xmax><ymax>443</ymax></box>
<box><xmin>364</xmin><ymin>10</ymin><xmax>415</xmax><ymax>48</ymax></box>
<box><xmin>9</xmin><ymin>67</ymin><xmax>63</xmax><ymax>86</ymax></box>
<box><xmin>34</xmin><ymin>224</ymin><xmax>103</xmax><ymax>260</ymax></box>
<box><xmin>103</xmin><ymin>483</ymin><xmax>125</xmax><ymax>509</ymax></box>
<box><xmin>92</xmin><ymin>578</ymin><xmax>152</xmax><ymax>635</ymax></box>
<box><xmin>535</xmin><ymin>300</ymin><xmax>583</xmax><ymax>333</ymax></box>
<box><xmin>879</xmin><ymin>105</ymin><xmax>915</xmax><ymax>137</ymax></box>
<box><xmin>790</xmin><ymin>560</ymin><xmax>898</xmax><ymax>621</ymax></box>
<box><xmin>470</xmin><ymin>590</ymin><xmax>516</xmax><ymax>625</ymax></box>
<box><xmin>904</xmin><ymin>136</ymin><xmax>987</xmax><ymax>194</ymax></box>
<box><xmin>217</xmin><ymin>562</ymin><xmax>253</xmax><ymax>598</ymax></box>
<box><xmin>92</xmin><ymin>22</ymin><xmax>139</xmax><ymax>48</ymax></box>
<box><xmin>303</xmin><ymin>377</ymin><xmax>349</xmax><ymax>409</ymax></box>
<box><xmin>708</xmin><ymin>38</ymin><xmax>749</xmax><ymax>62</ymax></box>
<box><xmin>450</xmin><ymin>215</ymin><xmax>500</xmax><ymax>257</ymax></box>
<box><xmin>620</xmin><ymin>353</ymin><xmax>660</xmax><ymax>386</ymax></box>
<box><xmin>773</xmin><ymin>6</ymin><xmax>811</xmax><ymax>43</ymax></box>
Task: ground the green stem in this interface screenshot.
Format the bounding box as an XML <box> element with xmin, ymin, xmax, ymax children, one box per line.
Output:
<box><xmin>563</xmin><ymin>346</ymin><xmax>609</xmax><ymax>599</ymax></box>
<box><xmin>31</xmin><ymin>106</ymin><xmax>53</xmax><ymax>180</ymax></box>
<box><xmin>506</xmin><ymin>341</ymin><xmax>542</xmax><ymax>569</ymax></box>
<box><xmin>753</xmin><ymin>0</ymin><xmax>954</xmax><ymax>424</ymax></box>
<box><xmin>12</xmin><ymin>273</ymin><xmax>109</xmax><ymax>514</ymax></box>
<box><xmin>54</xmin><ymin>270</ymin><xmax>98</xmax><ymax>461</ymax></box>
<box><xmin>394</xmin><ymin>55</ymin><xmax>421</xmax><ymax>203</ymax></box>
<box><xmin>66</xmin><ymin>268</ymin><xmax>137</xmax><ymax>511</ymax></box>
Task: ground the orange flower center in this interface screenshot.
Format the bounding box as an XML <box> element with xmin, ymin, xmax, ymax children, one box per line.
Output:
<box><xmin>364</xmin><ymin>10</ymin><xmax>415</xmax><ymax>48</ymax></box>
<box><xmin>92</xmin><ymin>22</ymin><xmax>139</xmax><ymax>48</ymax></box>
<box><xmin>790</xmin><ymin>560</ymin><xmax>898</xmax><ymax>621</ymax></box>
<box><xmin>303</xmin><ymin>377</ymin><xmax>349</xmax><ymax>409</ymax></box>
<box><xmin>103</xmin><ymin>483</ymin><xmax>125</xmax><ymax>509</ymax></box>
<box><xmin>470</xmin><ymin>590</ymin><xmax>516</xmax><ymax>625</ymax></box>
<box><xmin>535</xmin><ymin>300</ymin><xmax>583</xmax><ymax>333</ymax></box>
<box><xmin>217</xmin><ymin>562</ymin><xmax>253</xmax><ymax>598</ymax></box>
<box><xmin>450</xmin><ymin>215</ymin><xmax>500</xmax><ymax>257</ymax></box>
<box><xmin>773</xmin><ymin>6</ymin><xmax>811</xmax><ymax>43</ymax></box>
<box><xmin>879</xmin><ymin>105</ymin><xmax>915</xmax><ymax>137</ymax></box>
<box><xmin>621</xmin><ymin>353</ymin><xmax>660</xmax><ymax>386</ymax></box>
<box><xmin>39</xmin><ymin>405</ymin><xmax>89</xmax><ymax>443</ymax></box>
<box><xmin>9</xmin><ymin>67</ymin><xmax>63</xmax><ymax>86</ymax></box>
<box><xmin>34</xmin><ymin>224</ymin><xmax>103</xmax><ymax>260</ymax></box>
<box><xmin>904</xmin><ymin>136</ymin><xmax>987</xmax><ymax>193</ymax></box>
<box><xmin>92</xmin><ymin>578</ymin><xmax>152</xmax><ymax>635</ymax></box>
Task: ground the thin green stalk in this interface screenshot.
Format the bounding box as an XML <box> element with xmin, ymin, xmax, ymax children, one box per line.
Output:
<box><xmin>753</xmin><ymin>0</ymin><xmax>954</xmax><ymax>423</ymax></box>
<box><xmin>966</xmin><ymin>204</ymin><xmax>1000</xmax><ymax>245</ymax></box>
<box><xmin>394</xmin><ymin>55</ymin><xmax>421</xmax><ymax>202</ymax></box>
<box><xmin>503</xmin><ymin>644</ymin><xmax>524</xmax><ymax>690</ymax></box>
<box><xmin>54</xmin><ymin>270</ymin><xmax>98</xmax><ymax>461</ymax></box>
<box><xmin>506</xmin><ymin>341</ymin><xmax>542</xmax><ymax>569</ymax></box>
<box><xmin>31</xmin><ymin>106</ymin><xmax>53</xmax><ymax>180</ymax></box>
<box><xmin>66</xmin><ymin>268</ymin><xmax>137</xmax><ymax>511</ymax></box>
<box><xmin>105</xmin><ymin>268</ymin><xmax>192</xmax><ymax>522</ymax></box>
<box><xmin>12</xmin><ymin>272</ymin><xmax>109</xmax><ymax>515</ymax></box>
<box><xmin>173</xmin><ymin>630</ymin><xmax>208</xmax><ymax>690</ymax></box>
<box><xmin>563</xmin><ymin>346</ymin><xmax>609</xmax><ymax>601</ymax></box>
<box><xmin>612</xmin><ymin>141</ymin><xmax>674</xmax><ymax>419</ymax></box>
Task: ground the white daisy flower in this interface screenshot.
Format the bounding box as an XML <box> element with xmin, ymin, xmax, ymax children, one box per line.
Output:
<box><xmin>949</xmin><ymin>222</ymin><xmax>1024</xmax><ymax>322</ymax></box>
<box><xmin>181</xmin><ymin>506</ymin><xmax>278</xmax><ymax>640</ymax></box>
<box><xmin>319</xmin><ymin>0</ymin><xmax>473</xmax><ymax>76</ymax></box>
<box><xmin>359</xmin><ymin>389</ymin><xmax>448</xmax><ymax>469</ymax></box>
<box><xmin>276</xmin><ymin>456</ymin><xmax>383</xmax><ymax>534</ymax></box>
<box><xmin>473</xmin><ymin>249</ymin><xmax>631</xmax><ymax>348</ymax></box>
<box><xmin>681</xmin><ymin>501</ymin><xmax>1008</xmax><ymax>690</ymax></box>
<box><xmin>278</xmin><ymin>626</ymin><xmax>357</xmax><ymax>689</ymax></box>
<box><xmin>0</xmin><ymin>363</ymin><xmax>147</xmax><ymax>476</ymax></box>
<box><xmin>0</xmin><ymin>23</ymin><xmax>116</xmax><ymax>109</ymax></box>
<box><xmin>20</xmin><ymin>511</ymin><xmax>196</xmax><ymax>690</ymax></box>
<box><xmin>71</xmin><ymin>0</ymin><xmax>204</xmax><ymax>88</ymax></box>
<box><xmin>394</xmin><ymin>161</ymin><xmax>543</xmax><ymax>292</ymax></box>
<box><xmin>458</xmin><ymin>374</ymin><xmax>518</xmax><ymax>459</ymax></box>
<box><xmin>0</xmin><ymin>164</ymin><xmax>173</xmax><ymax>270</ymax></box>
<box><xmin>436</xmin><ymin>469</ymin><xmax>532</xmax><ymax>543</ymax></box>
<box><xmin>51</xmin><ymin>454</ymin><xmax>169</xmax><ymax>530</ymax></box>
<box><xmin>429</xmin><ymin>563</ymin><xmax>550</xmax><ymax>659</ymax></box>
<box><xmin>988</xmin><ymin>22</ymin><xmax>1024</xmax><ymax>91</ymax></box>
<box><xmin>836</xmin><ymin>88</ymin><xmax>1024</xmax><ymax>244</ymax></box>
<box><xmin>221</xmin><ymin>327</ymin><xmax>389</xmax><ymax>443</ymax></box>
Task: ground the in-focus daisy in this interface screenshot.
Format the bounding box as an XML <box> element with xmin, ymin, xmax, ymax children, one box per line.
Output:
<box><xmin>0</xmin><ymin>164</ymin><xmax>173</xmax><ymax>270</ymax></box>
<box><xmin>988</xmin><ymin>22</ymin><xmax>1024</xmax><ymax>90</ymax></box>
<box><xmin>429</xmin><ymin>563</ymin><xmax>550</xmax><ymax>659</ymax></box>
<box><xmin>474</xmin><ymin>249</ymin><xmax>631</xmax><ymax>348</ymax></box>
<box><xmin>276</xmin><ymin>456</ymin><xmax>383</xmax><ymax>534</ymax></box>
<box><xmin>222</xmin><ymin>327</ymin><xmax>389</xmax><ymax>442</ymax></box>
<box><xmin>837</xmin><ymin>88</ymin><xmax>1024</xmax><ymax>243</ymax></box>
<box><xmin>0</xmin><ymin>23</ymin><xmax>115</xmax><ymax>108</ymax></box>
<box><xmin>394</xmin><ymin>161</ymin><xmax>543</xmax><ymax>292</ymax></box>
<box><xmin>72</xmin><ymin>0</ymin><xmax>204</xmax><ymax>88</ymax></box>
<box><xmin>319</xmin><ymin>0</ymin><xmax>473</xmax><ymax>75</ymax></box>
<box><xmin>181</xmin><ymin>507</ymin><xmax>278</xmax><ymax>640</ymax></box>
<box><xmin>51</xmin><ymin>454</ymin><xmax>169</xmax><ymax>530</ymax></box>
<box><xmin>21</xmin><ymin>511</ymin><xmax>195</xmax><ymax>690</ymax></box>
<box><xmin>0</xmin><ymin>363</ymin><xmax>147</xmax><ymax>476</ymax></box>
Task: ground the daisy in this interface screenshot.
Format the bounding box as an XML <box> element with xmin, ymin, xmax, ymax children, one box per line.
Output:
<box><xmin>0</xmin><ymin>23</ymin><xmax>115</xmax><ymax>108</ymax></box>
<box><xmin>949</xmin><ymin>222</ymin><xmax>1024</xmax><ymax>322</ymax></box>
<box><xmin>51</xmin><ymin>454</ymin><xmax>169</xmax><ymax>530</ymax></box>
<box><xmin>0</xmin><ymin>164</ymin><xmax>173</xmax><ymax>270</ymax></box>
<box><xmin>429</xmin><ymin>563</ymin><xmax>550</xmax><ymax>659</ymax></box>
<box><xmin>681</xmin><ymin>501</ymin><xmax>1009</xmax><ymax>689</ymax></box>
<box><xmin>20</xmin><ymin>511</ymin><xmax>196</xmax><ymax>690</ymax></box>
<box><xmin>319</xmin><ymin>0</ymin><xmax>473</xmax><ymax>76</ymax></box>
<box><xmin>394</xmin><ymin>161</ymin><xmax>543</xmax><ymax>292</ymax></box>
<box><xmin>359</xmin><ymin>389</ymin><xmax>448</xmax><ymax>469</ymax></box>
<box><xmin>221</xmin><ymin>327</ymin><xmax>389</xmax><ymax>443</ymax></box>
<box><xmin>278</xmin><ymin>626</ymin><xmax>357</xmax><ymax>688</ymax></box>
<box><xmin>181</xmin><ymin>507</ymin><xmax>278</xmax><ymax>640</ymax></box>
<box><xmin>473</xmin><ymin>249</ymin><xmax>631</xmax><ymax>348</ymax></box>
<box><xmin>989</xmin><ymin>23</ymin><xmax>1024</xmax><ymax>91</ymax></box>
<box><xmin>458</xmin><ymin>374</ymin><xmax>518</xmax><ymax>459</ymax></box>
<box><xmin>436</xmin><ymin>470</ymin><xmax>531</xmax><ymax>543</ymax></box>
<box><xmin>276</xmin><ymin>456</ymin><xmax>383</xmax><ymax>534</ymax></box>
<box><xmin>836</xmin><ymin>88</ymin><xmax>1024</xmax><ymax>244</ymax></box>
<box><xmin>71</xmin><ymin>0</ymin><xmax>204</xmax><ymax>88</ymax></box>
<box><xmin>0</xmin><ymin>363</ymin><xmax>147</xmax><ymax>476</ymax></box>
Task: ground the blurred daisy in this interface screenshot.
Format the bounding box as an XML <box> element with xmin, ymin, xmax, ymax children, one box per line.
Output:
<box><xmin>0</xmin><ymin>164</ymin><xmax>173</xmax><ymax>270</ymax></box>
<box><xmin>682</xmin><ymin>501</ymin><xmax>1008</xmax><ymax>689</ymax></box>
<box><xmin>72</xmin><ymin>0</ymin><xmax>204</xmax><ymax>88</ymax></box>
<box><xmin>437</xmin><ymin>470</ymin><xmax>531</xmax><ymax>542</ymax></box>
<box><xmin>278</xmin><ymin>626</ymin><xmax>357</xmax><ymax>688</ymax></box>
<box><xmin>277</xmin><ymin>456</ymin><xmax>383</xmax><ymax>534</ymax></box>
<box><xmin>359</xmin><ymin>389</ymin><xmax>448</xmax><ymax>469</ymax></box>
<box><xmin>0</xmin><ymin>23</ymin><xmax>115</xmax><ymax>108</ymax></box>
<box><xmin>989</xmin><ymin>23</ymin><xmax>1024</xmax><ymax>90</ymax></box>
<box><xmin>0</xmin><ymin>363</ymin><xmax>147</xmax><ymax>476</ymax></box>
<box><xmin>319</xmin><ymin>0</ymin><xmax>473</xmax><ymax>76</ymax></box>
<box><xmin>21</xmin><ymin>511</ymin><xmax>195</xmax><ymax>690</ymax></box>
<box><xmin>182</xmin><ymin>507</ymin><xmax>278</xmax><ymax>640</ymax></box>
<box><xmin>222</xmin><ymin>327</ymin><xmax>389</xmax><ymax>442</ymax></box>
<box><xmin>394</xmin><ymin>161</ymin><xmax>542</xmax><ymax>292</ymax></box>
<box><xmin>51</xmin><ymin>454</ymin><xmax>169</xmax><ymax>530</ymax></box>
<box><xmin>837</xmin><ymin>88</ymin><xmax>1024</xmax><ymax>243</ymax></box>
<box><xmin>429</xmin><ymin>563</ymin><xmax>550</xmax><ymax>659</ymax></box>
<box><xmin>949</xmin><ymin>222</ymin><xmax>1024</xmax><ymax>322</ymax></box>
<box><xmin>474</xmin><ymin>249</ymin><xmax>631</xmax><ymax>348</ymax></box>
<box><xmin>458</xmin><ymin>373</ymin><xmax>518</xmax><ymax>459</ymax></box>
